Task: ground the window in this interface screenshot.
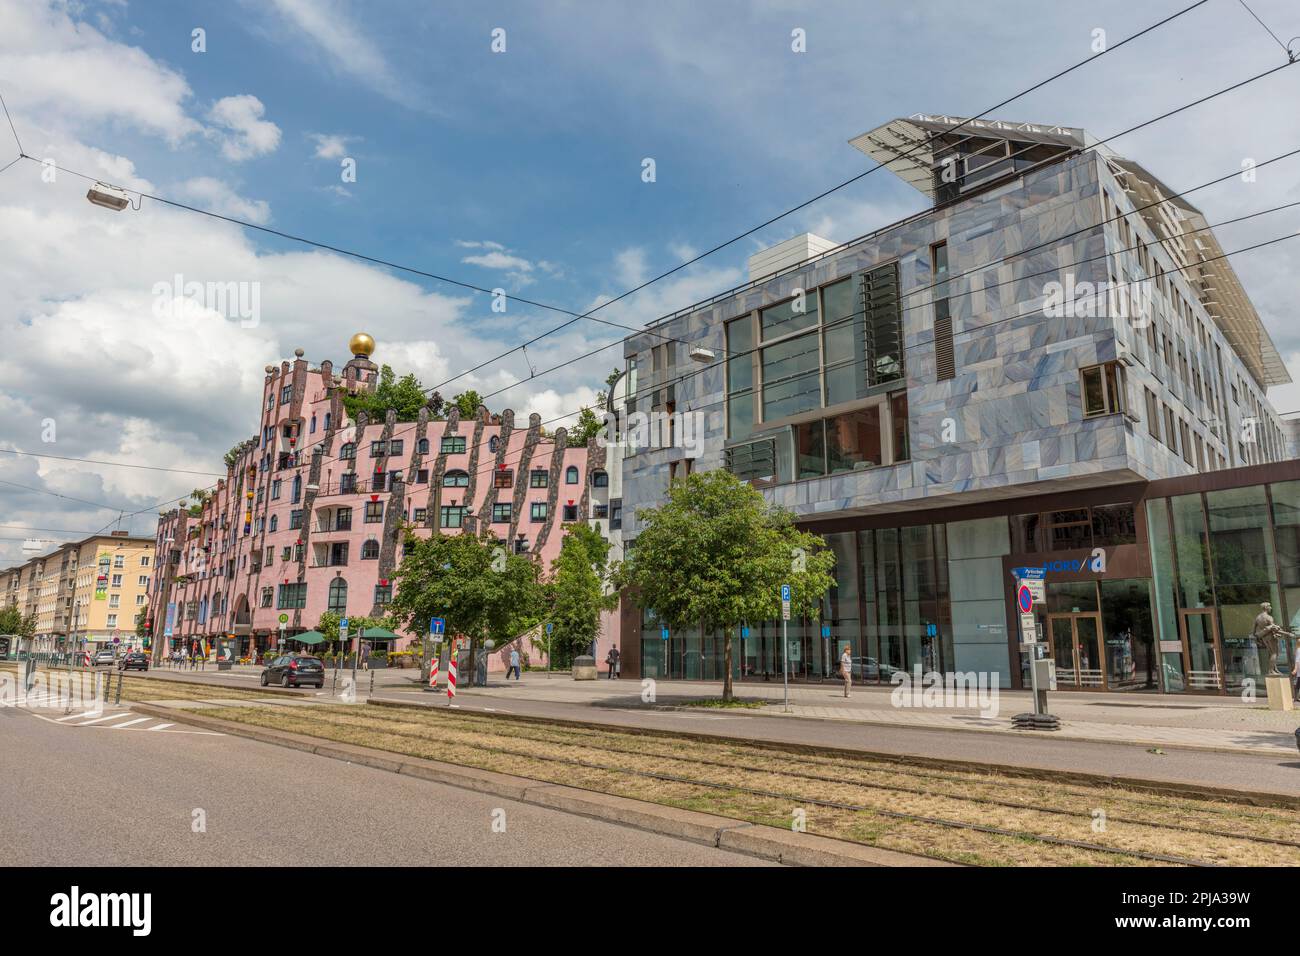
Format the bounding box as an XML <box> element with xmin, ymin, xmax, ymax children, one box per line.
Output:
<box><xmin>530</xmin><ymin>469</ymin><xmax>549</xmax><ymax>488</ymax></box>
<box><xmin>374</xmin><ymin>584</ymin><xmax>393</xmax><ymax>607</ymax></box>
<box><xmin>135</xmin><ymin>594</ymin><xmax>146</xmax><ymax>605</ymax></box>
<box><xmin>289</xmin><ymin>510</ymin><xmax>304</xmax><ymax>530</ymax></box>
<box><xmin>761</xmin><ymin>332</ymin><xmax>820</xmax><ymax>420</ymax></box>
<box><xmin>111</xmin><ymin>574</ymin><xmax>122</xmax><ymax>587</ymax></box>
<box><xmin>726</xmin><ymin>316</ymin><xmax>756</xmax><ymax>439</ymax></box>
<box><xmin>365</xmin><ymin>501</ymin><xmax>384</xmax><ymax>523</ymax></box>
<box><xmin>271</xmin><ymin>479</ymin><xmax>281</xmax><ymax>500</ymax></box>
<box><xmin>415</xmin><ymin>468</ymin><xmax>429</xmax><ymax>484</ymax></box>
<box><xmin>370</xmin><ymin>440</ymin><xmax>387</xmax><ymax>457</ymax></box>
<box><xmin>565</xmin><ymin>466</ymin><xmax>579</xmax><ymax>485</ymax></box>
<box><xmin>563</xmin><ymin>504</ymin><xmax>579</xmax><ymax>522</ymax></box>
<box><xmin>417</xmin><ymin>438</ymin><xmax>429</xmax><ymax>455</ymax></box>
<box><xmin>339</xmin><ymin>472</ymin><xmax>357</xmax><ymax>494</ymax></box>
<box><xmin>339</xmin><ymin>443</ymin><xmax>356</xmax><ymax>460</ymax></box>
<box><xmin>138</xmin><ymin>575</ymin><xmax>149</xmax><ymax>587</ymax></box>
<box><xmin>361</xmin><ymin>539</ymin><xmax>380</xmax><ymax>560</ymax></box>
<box><xmin>530</xmin><ymin>502</ymin><xmax>548</xmax><ymax>522</ymax></box>
<box><xmin>413</xmin><ymin>507</ymin><xmax>427</xmax><ymax>523</ymax></box>
<box><xmin>440</xmin><ymin>505</ymin><xmax>467</xmax><ymax>528</ymax></box>
<box><xmin>489</xmin><ymin>436</ymin><xmax>500</xmax><ymax>453</ymax></box>
<box><xmin>591</xmin><ymin>470</ymin><xmax>609</xmax><ymax>488</ymax></box>
<box><xmin>260</xmin><ymin>586</ymin><xmax>273</xmax><ymax>607</ymax></box>
<box><xmin>610</xmin><ymin>500</ymin><xmax>623</xmax><ymax>530</ymax></box>
<box><xmin>277</xmin><ymin>582</ymin><xmax>307</xmax><ymax>609</ymax></box>
<box><xmin>494</xmin><ymin>469</ymin><xmax>514</xmax><ymax>489</ymax></box>
<box><xmin>443</xmin><ymin>470</ymin><xmax>469</xmax><ymax>488</ymax></box>
<box><xmin>1080</xmin><ymin>362</ymin><xmax>1126</xmax><ymax>417</ymax></box>
<box><xmin>140</xmin><ymin>555</ymin><xmax>150</xmax><ymax>567</ymax></box>
<box><xmin>441</xmin><ymin>436</ymin><xmax>467</xmax><ymax>454</ymax></box>
<box><xmin>931</xmin><ymin>242</ymin><xmax>955</xmax><ymax>381</ymax></box>
<box><xmin>269</xmin><ymin>515</ymin><xmax>278</xmax><ymax>532</ymax></box>
<box><xmin>760</xmin><ymin>293</ymin><xmax>818</xmax><ymax>340</ymax></box>
<box><xmin>113</xmin><ymin>554</ymin><xmax>124</xmax><ymax>568</ymax></box>
<box><xmin>280</xmin><ymin>385</ymin><xmax>292</xmax><ymax>405</ymax></box>
<box><xmin>310</xmin><ymin>415</ymin><xmax>317</xmax><ymax>434</ymax></box>
<box><xmin>1164</xmin><ymin>405</ymin><xmax>1178</xmax><ymax>452</ymax></box>
<box><xmin>1144</xmin><ymin>388</ymin><xmax>1161</xmax><ymax>441</ymax></box>
<box><xmin>107</xmin><ymin>614</ymin><xmax>118</xmax><ymax>628</ymax></box>
<box><xmin>336</xmin><ymin>506</ymin><xmax>352</xmax><ymax>530</ymax></box>
<box><xmin>388</xmin><ymin>439</ymin><xmax>404</xmax><ymax>456</ymax></box>
<box><xmin>328</xmin><ymin>578</ymin><xmax>348</xmax><ymax>614</ymax></box>
<box><xmin>282</xmin><ymin>546</ymin><xmax>292</xmax><ymax>562</ymax></box>
<box><xmin>265</xmin><ymin>547</ymin><xmax>274</xmax><ymax>565</ymax></box>
<box><xmin>492</xmin><ymin>503</ymin><xmax>512</xmax><ymax>523</ymax></box>
<box><xmin>109</xmin><ymin>594</ymin><xmax>120</xmax><ymax>609</ymax></box>
<box><xmin>820</xmin><ymin>278</ymin><xmax>859</xmax><ymax>405</ymax></box>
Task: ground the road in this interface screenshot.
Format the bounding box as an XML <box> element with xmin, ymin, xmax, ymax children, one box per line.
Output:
<box><xmin>0</xmin><ymin>705</ymin><xmax>774</xmax><ymax>866</ymax></box>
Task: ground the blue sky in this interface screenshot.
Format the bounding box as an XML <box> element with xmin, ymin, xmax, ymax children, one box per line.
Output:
<box><xmin>1</xmin><ymin>0</ymin><xmax>1299</xmax><ymax>559</ymax></box>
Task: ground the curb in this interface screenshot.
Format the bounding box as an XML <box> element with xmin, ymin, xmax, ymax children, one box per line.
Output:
<box><xmin>128</xmin><ymin>702</ymin><xmax>950</xmax><ymax>867</ymax></box>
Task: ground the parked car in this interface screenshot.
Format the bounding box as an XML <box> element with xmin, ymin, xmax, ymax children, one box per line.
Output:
<box><xmin>261</xmin><ymin>654</ymin><xmax>325</xmax><ymax>689</ymax></box>
<box><xmin>92</xmin><ymin>649</ymin><xmax>116</xmax><ymax>666</ymax></box>
<box><xmin>118</xmin><ymin>652</ymin><xmax>149</xmax><ymax>672</ymax></box>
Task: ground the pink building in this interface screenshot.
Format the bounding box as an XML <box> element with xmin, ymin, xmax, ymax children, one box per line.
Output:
<box><xmin>149</xmin><ymin>334</ymin><xmax>615</xmax><ymax>668</ymax></box>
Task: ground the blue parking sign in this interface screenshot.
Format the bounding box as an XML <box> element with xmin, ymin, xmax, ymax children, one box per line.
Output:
<box><xmin>661</xmin><ymin>627</ymin><xmax>669</xmax><ymax>640</ymax></box>
<box><xmin>780</xmin><ymin>584</ymin><xmax>792</xmax><ymax>601</ymax></box>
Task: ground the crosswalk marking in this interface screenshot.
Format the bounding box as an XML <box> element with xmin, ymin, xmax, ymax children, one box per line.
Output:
<box><xmin>107</xmin><ymin>717</ymin><xmax>152</xmax><ymax>729</ymax></box>
<box><xmin>77</xmin><ymin>714</ymin><xmax>129</xmax><ymax>725</ymax></box>
<box><xmin>146</xmin><ymin>723</ymin><xmax>175</xmax><ymax>732</ymax></box>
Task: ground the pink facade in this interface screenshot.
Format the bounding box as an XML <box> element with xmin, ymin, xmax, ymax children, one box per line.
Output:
<box><xmin>149</xmin><ymin>341</ymin><xmax>613</xmax><ymax>665</ymax></box>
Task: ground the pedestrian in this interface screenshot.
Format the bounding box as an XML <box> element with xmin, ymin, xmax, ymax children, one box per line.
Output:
<box><xmin>605</xmin><ymin>646</ymin><xmax>620</xmax><ymax>679</ymax></box>
<box><xmin>360</xmin><ymin>641</ymin><xmax>370</xmax><ymax>671</ymax></box>
<box><xmin>1292</xmin><ymin>647</ymin><xmax>1300</xmax><ymax>701</ymax></box>
<box><xmin>839</xmin><ymin>644</ymin><xmax>853</xmax><ymax>698</ymax></box>
<box><xmin>508</xmin><ymin>646</ymin><xmax>521</xmax><ymax>681</ymax></box>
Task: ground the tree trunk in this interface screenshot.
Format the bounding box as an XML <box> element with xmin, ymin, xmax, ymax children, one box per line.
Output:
<box><xmin>723</xmin><ymin>627</ymin><xmax>734</xmax><ymax>702</ymax></box>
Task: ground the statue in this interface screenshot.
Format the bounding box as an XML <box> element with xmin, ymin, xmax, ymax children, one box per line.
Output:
<box><xmin>1252</xmin><ymin>602</ymin><xmax>1292</xmax><ymax>677</ymax></box>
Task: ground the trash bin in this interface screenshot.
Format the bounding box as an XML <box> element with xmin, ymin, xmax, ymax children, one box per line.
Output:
<box><xmin>572</xmin><ymin>654</ymin><xmax>597</xmax><ymax>680</ymax></box>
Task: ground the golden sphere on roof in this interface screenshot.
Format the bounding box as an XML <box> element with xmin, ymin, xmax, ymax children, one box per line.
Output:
<box><xmin>349</xmin><ymin>332</ymin><xmax>376</xmax><ymax>358</ymax></box>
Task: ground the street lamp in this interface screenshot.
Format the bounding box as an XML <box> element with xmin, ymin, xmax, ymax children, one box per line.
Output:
<box><xmin>86</xmin><ymin>181</ymin><xmax>133</xmax><ymax>211</ymax></box>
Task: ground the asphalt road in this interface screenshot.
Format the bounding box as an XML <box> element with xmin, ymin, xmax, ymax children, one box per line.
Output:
<box><xmin>0</xmin><ymin>706</ymin><xmax>774</xmax><ymax>867</ymax></box>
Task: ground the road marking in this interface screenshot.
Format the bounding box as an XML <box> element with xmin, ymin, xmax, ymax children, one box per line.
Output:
<box><xmin>146</xmin><ymin>723</ymin><xmax>175</xmax><ymax>732</ymax></box>
<box><xmin>108</xmin><ymin>717</ymin><xmax>152</xmax><ymax>729</ymax></box>
<box><xmin>56</xmin><ymin>712</ymin><xmax>99</xmax><ymax>721</ymax></box>
<box><xmin>77</xmin><ymin>713</ymin><xmax>131</xmax><ymax>725</ymax></box>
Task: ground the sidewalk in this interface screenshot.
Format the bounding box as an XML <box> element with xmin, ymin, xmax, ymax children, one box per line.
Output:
<box><xmin>431</xmin><ymin>673</ymin><xmax>1300</xmax><ymax>757</ymax></box>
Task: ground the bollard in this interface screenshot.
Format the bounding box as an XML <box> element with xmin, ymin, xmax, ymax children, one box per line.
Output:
<box><xmin>332</xmin><ymin>669</ymin><xmax>338</xmax><ymax>696</ymax></box>
<box><xmin>113</xmin><ymin>670</ymin><xmax>122</xmax><ymax>706</ymax></box>
<box><xmin>369</xmin><ymin>670</ymin><xmax>375</xmax><ymax>697</ymax></box>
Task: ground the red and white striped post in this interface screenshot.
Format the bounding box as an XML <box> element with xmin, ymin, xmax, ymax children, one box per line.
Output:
<box><xmin>447</xmin><ymin>653</ymin><xmax>457</xmax><ymax>702</ymax></box>
<box><xmin>428</xmin><ymin>655</ymin><xmax>439</xmax><ymax>689</ymax></box>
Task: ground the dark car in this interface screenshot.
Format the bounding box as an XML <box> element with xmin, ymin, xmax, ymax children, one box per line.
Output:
<box><xmin>261</xmin><ymin>654</ymin><xmax>325</xmax><ymax>689</ymax></box>
<box><xmin>118</xmin><ymin>652</ymin><xmax>149</xmax><ymax>672</ymax></box>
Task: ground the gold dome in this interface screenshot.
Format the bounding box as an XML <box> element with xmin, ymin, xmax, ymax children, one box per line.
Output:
<box><xmin>349</xmin><ymin>332</ymin><xmax>376</xmax><ymax>358</ymax></box>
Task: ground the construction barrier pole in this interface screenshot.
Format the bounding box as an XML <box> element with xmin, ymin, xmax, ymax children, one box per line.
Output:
<box><xmin>447</xmin><ymin>654</ymin><xmax>457</xmax><ymax>704</ymax></box>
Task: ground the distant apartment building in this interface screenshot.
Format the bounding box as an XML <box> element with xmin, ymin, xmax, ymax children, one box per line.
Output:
<box><xmin>150</xmin><ymin>335</ymin><xmax>614</xmax><ymax>664</ymax></box>
<box><xmin>617</xmin><ymin>114</ymin><xmax>1294</xmax><ymax>696</ymax></box>
<box><xmin>1</xmin><ymin>531</ymin><xmax>153</xmax><ymax>651</ymax></box>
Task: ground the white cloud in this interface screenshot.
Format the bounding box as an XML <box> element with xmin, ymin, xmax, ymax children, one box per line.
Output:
<box><xmin>259</xmin><ymin>0</ymin><xmax>419</xmax><ymax>109</ymax></box>
<box><xmin>310</xmin><ymin>132</ymin><xmax>355</xmax><ymax>160</ymax></box>
<box><xmin>176</xmin><ymin>177</ymin><xmax>271</xmax><ymax>224</ymax></box>
<box><xmin>207</xmin><ymin>95</ymin><xmax>281</xmax><ymax>162</ymax></box>
<box><xmin>613</xmin><ymin>248</ymin><xmax>648</xmax><ymax>288</ymax></box>
<box><xmin>455</xmin><ymin>239</ymin><xmax>506</xmax><ymax>251</ymax></box>
<box><xmin>461</xmin><ymin>251</ymin><xmax>534</xmax><ymax>273</ymax></box>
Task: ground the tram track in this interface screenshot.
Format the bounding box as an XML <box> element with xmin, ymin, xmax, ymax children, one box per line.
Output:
<box><xmin>199</xmin><ymin>701</ymin><xmax>1300</xmax><ymax>866</ymax></box>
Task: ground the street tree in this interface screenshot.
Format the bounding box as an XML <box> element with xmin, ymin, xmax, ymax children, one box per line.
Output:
<box><xmin>0</xmin><ymin>603</ymin><xmax>35</xmax><ymax>637</ymax></box>
<box><xmin>389</xmin><ymin>530</ymin><xmax>544</xmax><ymax>684</ymax></box>
<box><xmin>546</xmin><ymin>523</ymin><xmax>619</xmax><ymax>666</ymax></box>
<box><xmin>615</xmin><ymin>469</ymin><xmax>837</xmax><ymax>700</ymax></box>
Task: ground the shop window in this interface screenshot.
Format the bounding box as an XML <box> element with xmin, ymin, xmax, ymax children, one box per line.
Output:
<box><xmin>1091</xmin><ymin>503</ymin><xmax>1136</xmax><ymax>548</ymax></box>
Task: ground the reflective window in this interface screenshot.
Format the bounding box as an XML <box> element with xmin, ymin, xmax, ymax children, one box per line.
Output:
<box><xmin>760</xmin><ymin>293</ymin><xmax>818</xmax><ymax>340</ymax></box>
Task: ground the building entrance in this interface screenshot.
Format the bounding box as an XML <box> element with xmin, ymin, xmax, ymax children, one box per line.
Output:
<box><xmin>1047</xmin><ymin>613</ymin><xmax>1104</xmax><ymax>688</ymax></box>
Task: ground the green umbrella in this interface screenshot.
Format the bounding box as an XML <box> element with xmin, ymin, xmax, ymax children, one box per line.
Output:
<box><xmin>293</xmin><ymin>630</ymin><xmax>326</xmax><ymax>645</ymax></box>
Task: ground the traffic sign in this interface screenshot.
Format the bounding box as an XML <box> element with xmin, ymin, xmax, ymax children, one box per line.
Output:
<box><xmin>1017</xmin><ymin>585</ymin><xmax>1033</xmax><ymax>614</ymax></box>
<box><xmin>545</xmin><ymin>622</ymin><xmax>554</xmax><ymax>634</ymax></box>
<box><xmin>278</xmin><ymin>613</ymin><xmax>288</xmax><ymax>624</ymax></box>
<box><xmin>340</xmin><ymin>617</ymin><xmax>349</xmax><ymax>629</ymax></box>
<box><xmin>741</xmin><ymin>626</ymin><xmax>749</xmax><ymax>639</ymax></box>
<box><xmin>429</xmin><ymin>617</ymin><xmax>444</xmax><ymax>636</ymax></box>
<box><xmin>661</xmin><ymin>626</ymin><xmax>669</xmax><ymax>641</ymax></box>
<box><xmin>781</xmin><ymin>583</ymin><xmax>791</xmax><ymax>621</ymax></box>
<box><xmin>821</xmin><ymin>624</ymin><xmax>830</xmax><ymax>638</ymax></box>
<box><xmin>1019</xmin><ymin>611</ymin><xmax>1037</xmax><ymax>644</ymax></box>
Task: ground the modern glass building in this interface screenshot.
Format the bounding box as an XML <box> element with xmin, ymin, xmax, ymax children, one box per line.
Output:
<box><xmin>616</xmin><ymin>115</ymin><xmax>1293</xmax><ymax>694</ymax></box>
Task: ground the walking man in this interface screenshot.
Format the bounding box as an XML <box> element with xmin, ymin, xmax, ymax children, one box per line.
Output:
<box><xmin>840</xmin><ymin>644</ymin><xmax>853</xmax><ymax>698</ymax></box>
<box><xmin>508</xmin><ymin>646</ymin><xmax>521</xmax><ymax>681</ymax></box>
<box><xmin>606</xmin><ymin>645</ymin><xmax>620</xmax><ymax>679</ymax></box>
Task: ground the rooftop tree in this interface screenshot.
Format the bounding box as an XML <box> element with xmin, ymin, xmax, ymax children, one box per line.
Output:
<box><xmin>615</xmin><ymin>469</ymin><xmax>837</xmax><ymax>701</ymax></box>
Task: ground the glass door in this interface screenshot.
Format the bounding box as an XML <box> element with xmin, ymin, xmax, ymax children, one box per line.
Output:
<box><xmin>1048</xmin><ymin>613</ymin><xmax>1105</xmax><ymax>688</ymax></box>
<box><xmin>1179</xmin><ymin>610</ymin><xmax>1223</xmax><ymax>692</ymax></box>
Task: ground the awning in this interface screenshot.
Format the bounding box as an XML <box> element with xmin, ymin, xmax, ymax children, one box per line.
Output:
<box><xmin>293</xmin><ymin>631</ymin><xmax>326</xmax><ymax>645</ymax></box>
<box><xmin>359</xmin><ymin>627</ymin><xmax>399</xmax><ymax>641</ymax></box>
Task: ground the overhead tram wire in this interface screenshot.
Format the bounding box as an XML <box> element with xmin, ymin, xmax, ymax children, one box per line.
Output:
<box><xmin>444</xmin><ymin>59</ymin><xmax>1300</xmax><ymax>411</ymax></box>
<box><xmin>423</xmin><ymin>0</ymin><xmax>1214</xmax><ymax>395</ymax></box>
<box><xmin>1236</xmin><ymin>0</ymin><xmax>1297</xmax><ymax>60</ymax></box>
<box><xmin>0</xmin><ymin>448</ymin><xmax>225</xmax><ymax>477</ymax></box>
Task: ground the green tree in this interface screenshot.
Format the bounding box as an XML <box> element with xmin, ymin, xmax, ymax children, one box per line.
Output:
<box><xmin>451</xmin><ymin>390</ymin><xmax>485</xmax><ymax>420</ymax></box>
<box><xmin>134</xmin><ymin>607</ymin><xmax>148</xmax><ymax>639</ymax></box>
<box><xmin>187</xmin><ymin>487</ymin><xmax>211</xmax><ymax>518</ymax></box>
<box><xmin>0</xmin><ymin>603</ymin><xmax>36</xmax><ymax>637</ymax></box>
<box><xmin>389</xmin><ymin>530</ymin><xmax>544</xmax><ymax>685</ymax></box>
<box><xmin>546</xmin><ymin>524</ymin><xmax>619</xmax><ymax>666</ymax></box>
<box><xmin>566</xmin><ymin>400</ymin><xmax>606</xmax><ymax>448</ymax></box>
<box><xmin>343</xmin><ymin>364</ymin><xmax>433</xmax><ymax>423</ymax></box>
<box><xmin>615</xmin><ymin>470</ymin><xmax>837</xmax><ymax>700</ymax></box>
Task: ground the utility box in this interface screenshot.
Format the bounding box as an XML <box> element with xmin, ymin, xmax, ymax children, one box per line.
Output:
<box><xmin>1033</xmin><ymin>657</ymin><xmax>1057</xmax><ymax>692</ymax></box>
<box><xmin>572</xmin><ymin>654</ymin><xmax>597</xmax><ymax>681</ymax></box>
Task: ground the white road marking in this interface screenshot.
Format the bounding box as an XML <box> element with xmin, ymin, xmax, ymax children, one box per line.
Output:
<box><xmin>108</xmin><ymin>717</ymin><xmax>152</xmax><ymax>729</ymax></box>
<box><xmin>146</xmin><ymin>723</ymin><xmax>175</xmax><ymax>731</ymax></box>
<box><xmin>77</xmin><ymin>713</ymin><xmax>131</xmax><ymax>725</ymax></box>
